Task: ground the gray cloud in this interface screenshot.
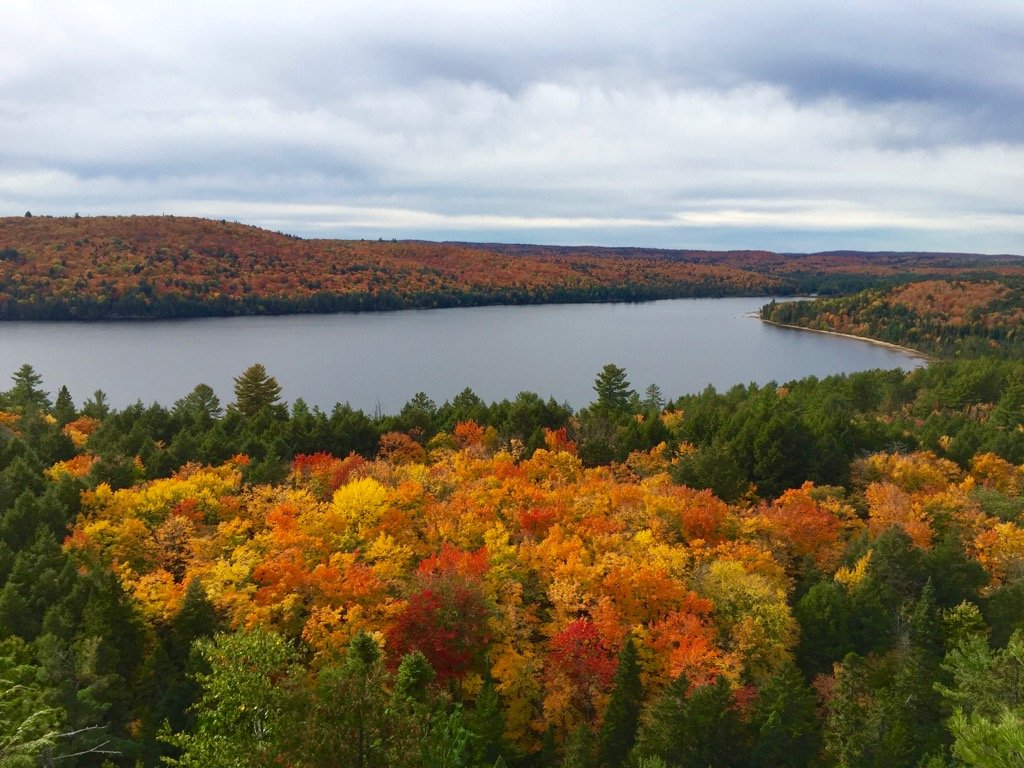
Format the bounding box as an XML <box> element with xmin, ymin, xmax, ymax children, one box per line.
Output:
<box><xmin>1</xmin><ymin>0</ymin><xmax>1021</xmax><ymax>252</ymax></box>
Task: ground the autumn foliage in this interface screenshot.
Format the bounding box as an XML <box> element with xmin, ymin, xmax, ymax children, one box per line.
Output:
<box><xmin>3</xmin><ymin>215</ymin><xmax>1021</xmax><ymax>320</ymax></box>
<box><xmin>48</xmin><ymin>407</ymin><xmax>1024</xmax><ymax>755</ymax></box>
<box><xmin>763</xmin><ymin>276</ymin><xmax>1024</xmax><ymax>358</ymax></box>
<box><xmin>62</xmin><ymin>437</ymin><xmax>784</xmax><ymax>742</ymax></box>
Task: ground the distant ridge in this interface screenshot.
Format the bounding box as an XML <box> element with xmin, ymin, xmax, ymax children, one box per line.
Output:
<box><xmin>798</xmin><ymin>249</ymin><xmax>1024</xmax><ymax>261</ymax></box>
<box><xmin>1</xmin><ymin>215</ymin><xmax>1022</xmax><ymax>320</ymax></box>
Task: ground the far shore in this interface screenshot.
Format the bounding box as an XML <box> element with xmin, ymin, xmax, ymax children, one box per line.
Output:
<box><xmin>758</xmin><ymin>317</ymin><xmax>935</xmax><ymax>363</ymax></box>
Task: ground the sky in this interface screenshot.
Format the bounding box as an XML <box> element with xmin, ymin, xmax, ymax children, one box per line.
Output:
<box><xmin>1</xmin><ymin>0</ymin><xmax>1022</xmax><ymax>253</ymax></box>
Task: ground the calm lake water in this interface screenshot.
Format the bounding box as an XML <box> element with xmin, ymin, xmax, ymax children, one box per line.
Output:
<box><xmin>0</xmin><ymin>298</ymin><xmax>925</xmax><ymax>413</ymax></box>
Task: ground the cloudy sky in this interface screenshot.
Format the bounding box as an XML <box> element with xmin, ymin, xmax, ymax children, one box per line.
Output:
<box><xmin>2</xmin><ymin>1</ymin><xmax>1022</xmax><ymax>252</ymax></box>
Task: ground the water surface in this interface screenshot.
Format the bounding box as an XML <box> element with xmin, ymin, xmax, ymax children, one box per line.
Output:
<box><xmin>0</xmin><ymin>298</ymin><xmax>925</xmax><ymax>412</ymax></box>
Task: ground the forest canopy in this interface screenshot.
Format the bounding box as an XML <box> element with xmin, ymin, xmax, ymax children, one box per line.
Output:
<box><xmin>1</xmin><ymin>351</ymin><xmax>1023</xmax><ymax>767</ymax></box>
<box><xmin>1</xmin><ymin>215</ymin><xmax>1022</xmax><ymax>320</ymax></box>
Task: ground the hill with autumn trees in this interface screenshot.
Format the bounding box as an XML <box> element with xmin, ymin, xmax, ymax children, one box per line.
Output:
<box><xmin>2</xmin><ymin>214</ymin><xmax>1023</xmax><ymax>319</ymax></box>
<box><xmin>763</xmin><ymin>277</ymin><xmax>1024</xmax><ymax>359</ymax></box>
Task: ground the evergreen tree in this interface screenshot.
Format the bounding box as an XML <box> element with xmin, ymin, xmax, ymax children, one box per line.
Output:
<box><xmin>53</xmin><ymin>568</ymin><xmax>148</xmax><ymax>729</ymax></box>
<box><xmin>139</xmin><ymin>576</ymin><xmax>224</xmax><ymax>762</ymax></box>
<box><xmin>298</xmin><ymin>631</ymin><xmax>392</xmax><ymax>768</ymax></box>
<box><xmin>0</xmin><ymin>531</ymin><xmax>69</xmax><ymax>640</ymax></box>
<box><xmin>418</xmin><ymin>706</ymin><xmax>474</xmax><ymax>768</ymax></box>
<box><xmin>632</xmin><ymin>674</ymin><xmax>747</xmax><ymax>768</ymax></box>
<box><xmin>439</xmin><ymin>387</ymin><xmax>489</xmax><ymax>431</ymax></box>
<box><xmin>985</xmin><ymin>581</ymin><xmax>1024</xmax><ymax>648</ymax></box>
<box><xmin>394</xmin><ymin>650</ymin><xmax>435</xmax><ymax>703</ymax></box>
<box><xmin>5</xmin><ymin>364</ymin><xmax>51</xmax><ymax>412</ymax></box>
<box><xmin>0</xmin><ymin>637</ymin><xmax>64</xmax><ymax>767</ymax></box>
<box><xmin>173</xmin><ymin>383</ymin><xmax>223</xmax><ymax>425</ymax></box>
<box><xmin>562</xmin><ymin>724</ymin><xmax>596</xmax><ymax>768</ymax></box>
<box><xmin>671</xmin><ymin>442</ymin><xmax>749</xmax><ymax>502</ymax></box>
<box><xmin>922</xmin><ymin>531</ymin><xmax>988</xmax><ymax>610</ymax></box>
<box><xmin>293</xmin><ymin>633</ymin><xmax>461</xmax><ymax>768</ymax></box>
<box><xmin>825</xmin><ymin>648</ymin><xmax>945</xmax><ymax>768</ymax></box>
<box><xmin>592</xmin><ymin>364</ymin><xmax>634</xmax><ymax>415</ymax></box>
<box><xmin>397</xmin><ymin>392</ymin><xmax>438</xmax><ymax>438</ymax></box>
<box><xmin>947</xmin><ymin>708</ymin><xmax>1024</xmax><ymax>768</ymax></box>
<box><xmin>231</xmin><ymin>363</ymin><xmax>284</xmax><ymax>417</ymax></box>
<box><xmin>990</xmin><ymin>380</ymin><xmax>1024</xmax><ymax>430</ymax></box>
<box><xmin>52</xmin><ymin>385</ymin><xmax>76</xmax><ymax>425</ymax></box>
<box><xmin>795</xmin><ymin>580</ymin><xmax>855</xmax><ymax>677</ymax></box>
<box><xmin>539</xmin><ymin>725</ymin><xmax>558</xmax><ymax>768</ymax></box>
<box><xmin>824</xmin><ymin>583</ymin><xmax>946</xmax><ymax>768</ymax></box>
<box><xmin>749</xmin><ymin>403</ymin><xmax>813</xmax><ymax>498</ymax></box>
<box><xmin>467</xmin><ymin>679</ymin><xmax>507</xmax><ymax>767</ymax></box>
<box><xmin>749</xmin><ymin>661</ymin><xmax>820</xmax><ymax>768</ymax></box>
<box><xmin>938</xmin><ymin>628</ymin><xmax>1024</xmax><ymax>764</ymax></box>
<box><xmin>81</xmin><ymin>389</ymin><xmax>110</xmax><ymax>420</ymax></box>
<box><xmin>171</xmin><ymin>580</ymin><xmax>222</xmax><ymax>658</ymax></box>
<box><xmin>0</xmin><ymin>456</ymin><xmax>46</xmax><ymax>516</ymax></box>
<box><xmin>600</xmin><ymin>638</ymin><xmax>642</xmax><ymax>768</ymax></box>
<box><xmin>642</xmin><ymin>384</ymin><xmax>664</xmax><ymax>412</ymax></box>
<box><xmin>0</xmin><ymin>492</ymin><xmax>45</xmax><ymax>551</ymax></box>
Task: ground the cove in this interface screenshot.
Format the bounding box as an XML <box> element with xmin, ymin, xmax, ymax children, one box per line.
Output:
<box><xmin>0</xmin><ymin>297</ymin><xmax>925</xmax><ymax>413</ymax></box>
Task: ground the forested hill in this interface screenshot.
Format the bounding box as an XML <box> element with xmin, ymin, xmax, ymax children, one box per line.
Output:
<box><xmin>762</xmin><ymin>278</ymin><xmax>1024</xmax><ymax>359</ymax></box>
<box><xmin>2</xmin><ymin>214</ymin><xmax>1023</xmax><ymax>320</ymax></box>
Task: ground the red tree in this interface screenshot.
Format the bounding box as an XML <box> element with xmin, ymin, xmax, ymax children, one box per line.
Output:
<box><xmin>386</xmin><ymin>574</ymin><xmax>491</xmax><ymax>683</ymax></box>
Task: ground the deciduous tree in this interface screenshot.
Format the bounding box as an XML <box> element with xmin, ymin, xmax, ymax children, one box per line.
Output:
<box><xmin>167</xmin><ymin>629</ymin><xmax>299</xmax><ymax>768</ymax></box>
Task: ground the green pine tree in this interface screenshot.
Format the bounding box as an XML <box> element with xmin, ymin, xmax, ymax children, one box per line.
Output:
<box><xmin>231</xmin><ymin>363</ymin><xmax>284</xmax><ymax>417</ymax></box>
<box><xmin>749</xmin><ymin>661</ymin><xmax>820</xmax><ymax>768</ymax></box>
<box><xmin>467</xmin><ymin>679</ymin><xmax>507</xmax><ymax>767</ymax></box>
<box><xmin>599</xmin><ymin>638</ymin><xmax>642</xmax><ymax>768</ymax></box>
<box><xmin>52</xmin><ymin>385</ymin><xmax>76</xmax><ymax>425</ymax></box>
<box><xmin>642</xmin><ymin>383</ymin><xmax>664</xmax><ymax>412</ymax></box>
<box><xmin>173</xmin><ymin>383</ymin><xmax>223</xmax><ymax>425</ymax></box>
<box><xmin>5</xmin><ymin>364</ymin><xmax>51</xmax><ymax>412</ymax></box>
<box><xmin>592</xmin><ymin>364</ymin><xmax>634</xmax><ymax>415</ymax></box>
<box><xmin>81</xmin><ymin>389</ymin><xmax>110</xmax><ymax>419</ymax></box>
<box><xmin>562</xmin><ymin>724</ymin><xmax>596</xmax><ymax>768</ymax></box>
<box><xmin>0</xmin><ymin>638</ymin><xmax>63</xmax><ymax>767</ymax></box>
<box><xmin>632</xmin><ymin>674</ymin><xmax>748</xmax><ymax>768</ymax></box>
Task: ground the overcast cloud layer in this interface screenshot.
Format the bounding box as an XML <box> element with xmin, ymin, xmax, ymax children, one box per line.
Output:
<box><xmin>2</xmin><ymin>1</ymin><xmax>1022</xmax><ymax>252</ymax></box>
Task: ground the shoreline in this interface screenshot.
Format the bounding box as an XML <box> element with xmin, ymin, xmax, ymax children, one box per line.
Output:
<box><xmin>758</xmin><ymin>317</ymin><xmax>935</xmax><ymax>363</ymax></box>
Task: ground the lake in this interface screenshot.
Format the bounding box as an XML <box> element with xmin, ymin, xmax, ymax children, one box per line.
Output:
<box><xmin>0</xmin><ymin>298</ymin><xmax>925</xmax><ymax>413</ymax></box>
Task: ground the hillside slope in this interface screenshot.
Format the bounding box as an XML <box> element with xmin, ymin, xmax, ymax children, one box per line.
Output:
<box><xmin>762</xmin><ymin>278</ymin><xmax>1024</xmax><ymax>358</ymax></box>
<box><xmin>2</xmin><ymin>215</ymin><xmax>1022</xmax><ymax>319</ymax></box>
